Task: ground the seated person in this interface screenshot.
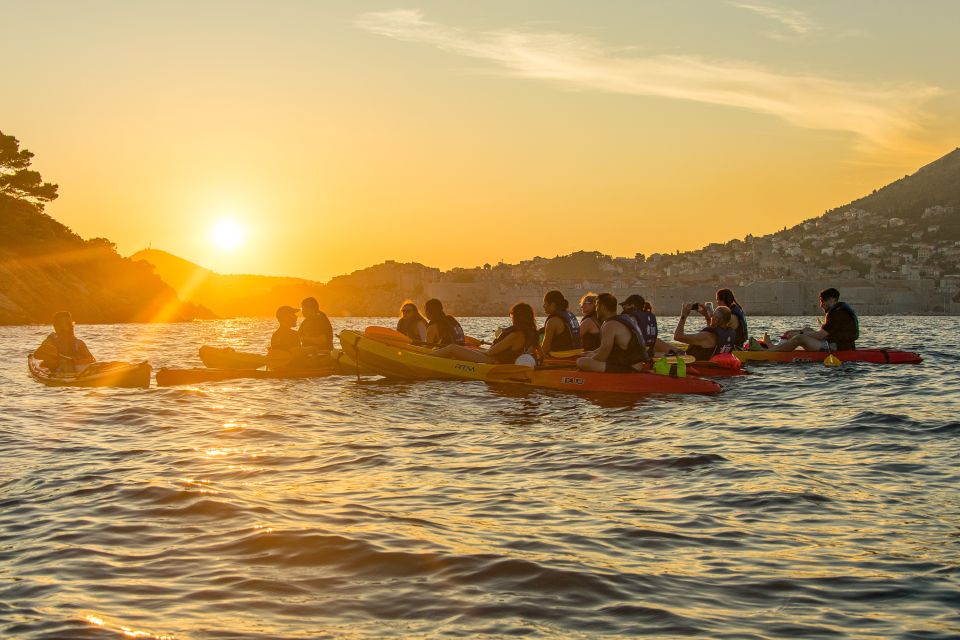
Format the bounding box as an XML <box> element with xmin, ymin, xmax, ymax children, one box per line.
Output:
<box><xmin>768</xmin><ymin>288</ymin><xmax>859</xmax><ymax>352</ymax></box>
<box><xmin>298</xmin><ymin>296</ymin><xmax>333</xmax><ymax>352</ymax></box>
<box><xmin>396</xmin><ymin>301</ymin><xmax>428</xmax><ymax>342</ymax></box>
<box><xmin>717</xmin><ymin>288</ymin><xmax>749</xmax><ymax>347</ymax></box>
<box><xmin>674</xmin><ymin>303</ymin><xmax>737</xmax><ymax>361</ymax></box>
<box><xmin>620</xmin><ymin>294</ymin><xmax>678</xmax><ymax>355</ymax></box>
<box><xmin>270</xmin><ymin>305</ymin><xmax>302</xmax><ymax>363</ymax></box>
<box><xmin>432</xmin><ymin>302</ymin><xmax>538</xmax><ymax>364</ymax></box>
<box><xmin>576</xmin><ymin>293</ymin><xmax>650</xmax><ymax>372</ymax></box>
<box><xmin>33</xmin><ymin>311</ymin><xmax>96</xmax><ymax>372</ymax></box>
<box><xmin>424</xmin><ymin>298</ymin><xmax>466</xmax><ymax>346</ymax></box>
<box><xmin>541</xmin><ymin>290</ymin><xmax>581</xmax><ymax>356</ymax></box>
<box><xmin>578</xmin><ymin>292</ymin><xmax>601</xmax><ymax>351</ymax></box>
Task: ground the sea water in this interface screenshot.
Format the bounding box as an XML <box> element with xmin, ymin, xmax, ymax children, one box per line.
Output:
<box><xmin>1</xmin><ymin>317</ymin><xmax>958</xmax><ymax>638</ymax></box>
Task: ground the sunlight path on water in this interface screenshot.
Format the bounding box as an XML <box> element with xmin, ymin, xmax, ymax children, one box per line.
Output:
<box><xmin>0</xmin><ymin>317</ymin><xmax>957</xmax><ymax>638</ymax></box>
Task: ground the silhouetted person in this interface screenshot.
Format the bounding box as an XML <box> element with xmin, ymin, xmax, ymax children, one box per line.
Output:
<box><xmin>299</xmin><ymin>297</ymin><xmax>333</xmax><ymax>351</ymax></box>
<box><xmin>424</xmin><ymin>298</ymin><xmax>465</xmax><ymax>346</ymax></box>
<box><xmin>396</xmin><ymin>300</ymin><xmax>428</xmax><ymax>342</ymax></box>
<box><xmin>33</xmin><ymin>311</ymin><xmax>95</xmax><ymax>372</ymax></box>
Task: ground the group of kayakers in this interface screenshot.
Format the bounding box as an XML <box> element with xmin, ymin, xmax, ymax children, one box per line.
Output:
<box><xmin>34</xmin><ymin>287</ymin><xmax>859</xmax><ymax>375</ymax></box>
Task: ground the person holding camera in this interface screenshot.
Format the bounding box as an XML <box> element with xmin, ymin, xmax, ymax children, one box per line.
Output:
<box><xmin>673</xmin><ymin>302</ymin><xmax>737</xmax><ymax>361</ymax></box>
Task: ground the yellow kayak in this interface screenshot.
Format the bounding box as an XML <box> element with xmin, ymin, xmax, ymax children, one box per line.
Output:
<box><xmin>338</xmin><ymin>330</ymin><xmax>534</xmax><ymax>382</ymax></box>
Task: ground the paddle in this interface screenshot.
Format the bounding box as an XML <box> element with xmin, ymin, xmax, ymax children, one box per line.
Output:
<box><xmin>824</xmin><ymin>342</ymin><xmax>842</xmax><ymax>367</ymax></box>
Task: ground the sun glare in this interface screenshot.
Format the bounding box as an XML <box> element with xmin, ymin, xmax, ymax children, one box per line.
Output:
<box><xmin>210</xmin><ymin>218</ymin><xmax>246</xmax><ymax>251</ymax></box>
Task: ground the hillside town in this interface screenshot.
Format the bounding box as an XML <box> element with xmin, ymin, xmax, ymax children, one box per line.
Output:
<box><xmin>324</xmin><ymin>205</ymin><xmax>960</xmax><ymax>317</ymax></box>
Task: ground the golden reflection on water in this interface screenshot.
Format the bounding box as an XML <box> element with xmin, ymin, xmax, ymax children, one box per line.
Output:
<box><xmin>84</xmin><ymin>613</ymin><xmax>177</xmax><ymax>639</ymax></box>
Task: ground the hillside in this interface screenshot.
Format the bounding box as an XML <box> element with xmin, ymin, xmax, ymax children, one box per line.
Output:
<box><xmin>0</xmin><ymin>195</ymin><xmax>214</xmax><ymax>324</ymax></box>
<box><xmin>136</xmin><ymin>146</ymin><xmax>960</xmax><ymax>317</ymax></box>
<box><xmin>132</xmin><ymin>249</ymin><xmax>443</xmax><ymax>317</ymax></box>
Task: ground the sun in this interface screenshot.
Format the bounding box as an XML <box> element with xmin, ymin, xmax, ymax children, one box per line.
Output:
<box><xmin>209</xmin><ymin>218</ymin><xmax>246</xmax><ymax>251</ymax></box>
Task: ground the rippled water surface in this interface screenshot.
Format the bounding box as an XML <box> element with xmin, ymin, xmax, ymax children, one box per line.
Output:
<box><xmin>1</xmin><ymin>316</ymin><xmax>958</xmax><ymax>639</ymax></box>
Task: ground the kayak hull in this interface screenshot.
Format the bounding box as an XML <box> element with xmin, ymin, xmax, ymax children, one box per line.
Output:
<box><xmin>343</xmin><ymin>330</ymin><xmax>722</xmax><ymax>394</ymax></box>
<box><xmin>521</xmin><ymin>369</ymin><xmax>722</xmax><ymax>395</ymax></box>
<box><xmin>28</xmin><ymin>357</ymin><xmax>151</xmax><ymax>388</ymax></box>
<box><xmin>339</xmin><ymin>330</ymin><xmax>510</xmax><ymax>381</ymax></box>
<box><xmin>733</xmin><ymin>349</ymin><xmax>922</xmax><ymax>364</ymax></box>
<box><xmin>199</xmin><ymin>346</ymin><xmax>267</xmax><ymax>369</ymax></box>
<box><xmin>156</xmin><ymin>367</ymin><xmax>336</xmax><ymax>386</ymax></box>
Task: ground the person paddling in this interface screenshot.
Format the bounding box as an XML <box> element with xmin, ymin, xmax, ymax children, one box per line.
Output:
<box><xmin>767</xmin><ymin>288</ymin><xmax>859</xmax><ymax>352</ymax></box>
<box><xmin>540</xmin><ymin>290</ymin><xmax>581</xmax><ymax>356</ymax></box>
<box><xmin>424</xmin><ymin>298</ymin><xmax>466</xmax><ymax>346</ymax></box>
<box><xmin>576</xmin><ymin>293</ymin><xmax>650</xmax><ymax>373</ymax></box>
<box><xmin>33</xmin><ymin>311</ymin><xmax>96</xmax><ymax>373</ymax></box>
<box><xmin>432</xmin><ymin>303</ymin><xmax>538</xmax><ymax>364</ymax></box>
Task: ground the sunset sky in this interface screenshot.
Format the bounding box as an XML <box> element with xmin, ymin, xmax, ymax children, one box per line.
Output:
<box><xmin>3</xmin><ymin>1</ymin><xmax>958</xmax><ymax>281</ymax></box>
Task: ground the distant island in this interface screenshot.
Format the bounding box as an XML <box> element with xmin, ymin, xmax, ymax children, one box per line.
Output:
<box><xmin>2</xmin><ymin>125</ymin><xmax>958</xmax><ymax>325</ymax></box>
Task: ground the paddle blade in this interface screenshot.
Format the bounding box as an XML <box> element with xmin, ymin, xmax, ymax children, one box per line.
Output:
<box><xmin>824</xmin><ymin>353</ymin><xmax>842</xmax><ymax>367</ymax></box>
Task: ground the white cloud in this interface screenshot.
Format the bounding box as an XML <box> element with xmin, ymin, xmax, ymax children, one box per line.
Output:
<box><xmin>731</xmin><ymin>2</ymin><xmax>816</xmax><ymax>38</ymax></box>
<box><xmin>355</xmin><ymin>10</ymin><xmax>941</xmax><ymax>153</ymax></box>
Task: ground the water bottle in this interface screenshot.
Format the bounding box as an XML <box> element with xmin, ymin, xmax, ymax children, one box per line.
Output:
<box><xmin>653</xmin><ymin>356</ymin><xmax>669</xmax><ymax>375</ymax></box>
<box><xmin>675</xmin><ymin>356</ymin><xmax>686</xmax><ymax>378</ymax></box>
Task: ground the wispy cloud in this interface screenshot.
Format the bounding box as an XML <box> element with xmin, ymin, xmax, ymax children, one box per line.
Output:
<box><xmin>731</xmin><ymin>2</ymin><xmax>815</xmax><ymax>38</ymax></box>
<box><xmin>356</xmin><ymin>10</ymin><xmax>940</xmax><ymax>154</ymax></box>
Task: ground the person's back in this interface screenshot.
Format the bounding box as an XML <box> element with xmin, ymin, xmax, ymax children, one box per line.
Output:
<box><xmin>271</xmin><ymin>326</ymin><xmax>301</xmax><ymax>352</ymax></box>
<box><xmin>544</xmin><ymin>309</ymin><xmax>581</xmax><ymax>352</ymax></box>
<box><xmin>429</xmin><ymin>314</ymin><xmax>465</xmax><ymax>346</ymax></box>
<box><xmin>605</xmin><ymin>313</ymin><xmax>649</xmax><ymax>371</ymax></box>
<box><xmin>299</xmin><ymin>297</ymin><xmax>333</xmax><ymax>351</ymax></box>
<box><xmin>824</xmin><ymin>301</ymin><xmax>859</xmax><ymax>350</ymax></box>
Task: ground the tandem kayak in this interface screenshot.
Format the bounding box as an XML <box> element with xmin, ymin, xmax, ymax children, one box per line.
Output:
<box><xmin>156</xmin><ymin>366</ymin><xmax>336</xmax><ymax>386</ymax></box>
<box><xmin>199</xmin><ymin>346</ymin><xmax>267</xmax><ymax>369</ymax></box>
<box><xmin>28</xmin><ymin>356</ymin><xmax>151</xmax><ymax>388</ymax></box>
<box><xmin>342</xmin><ymin>330</ymin><xmax>723</xmax><ymax>395</ymax></box>
<box><xmin>732</xmin><ymin>349</ymin><xmax>922</xmax><ymax>364</ymax></box>
<box><xmin>339</xmin><ymin>330</ymin><xmax>533</xmax><ymax>382</ymax></box>
<box><xmin>198</xmin><ymin>345</ymin><xmax>372</xmax><ymax>376</ymax></box>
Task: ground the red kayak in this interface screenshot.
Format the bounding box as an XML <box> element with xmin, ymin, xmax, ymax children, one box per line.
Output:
<box><xmin>517</xmin><ymin>369</ymin><xmax>723</xmax><ymax>395</ymax></box>
<box><xmin>733</xmin><ymin>349</ymin><xmax>922</xmax><ymax>364</ymax></box>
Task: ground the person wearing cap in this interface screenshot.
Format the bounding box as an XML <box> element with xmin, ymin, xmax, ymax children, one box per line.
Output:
<box><xmin>298</xmin><ymin>297</ymin><xmax>333</xmax><ymax>352</ymax></box>
<box><xmin>620</xmin><ymin>295</ymin><xmax>677</xmax><ymax>355</ymax></box>
<box><xmin>576</xmin><ymin>293</ymin><xmax>650</xmax><ymax>373</ymax></box>
<box><xmin>33</xmin><ymin>311</ymin><xmax>96</xmax><ymax>372</ymax></box>
<box><xmin>540</xmin><ymin>290</ymin><xmax>581</xmax><ymax>356</ymax></box>
<box><xmin>270</xmin><ymin>305</ymin><xmax>302</xmax><ymax>359</ymax></box>
<box><xmin>578</xmin><ymin>292</ymin><xmax>601</xmax><ymax>351</ymax></box>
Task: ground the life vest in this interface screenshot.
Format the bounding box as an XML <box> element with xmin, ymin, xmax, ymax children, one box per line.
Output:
<box><xmin>581</xmin><ymin>313</ymin><xmax>601</xmax><ymax>351</ymax></box>
<box><xmin>397</xmin><ymin>316</ymin><xmax>425</xmax><ymax>342</ymax></box>
<box><xmin>544</xmin><ymin>310</ymin><xmax>581</xmax><ymax>351</ymax></box>
<box><xmin>729</xmin><ymin>303</ymin><xmax>748</xmax><ymax>346</ymax></box>
<box><xmin>50</xmin><ymin>333</ymin><xmax>82</xmax><ymax>358</ymax></box>
<box><xmin>428</xmin><ymin>315</ymin><xmax>466</xmax><ymax>346</ymax></box>
<box><xmin>491</xmin><ymin>325</ymin><xmax>539</xmax><ymax>364</ymax></box>
<box><xmin>825</xmin><ymin>301</ymin><xmax>859</xmax><ymax>350</ymax></box>
<box><xmin>628</xmin><ymin>310</ymin><xmax>659</xmax><ymax>347</ymax></box>
<box><xmin>686</xmin><ymin>326</ymin><xmax>737</xmax><ymax>361</ymax></box>
<box><xmin>605</xmin><ymin>314</ymin><xmax>650</xmax><ymax>368</ymax></box>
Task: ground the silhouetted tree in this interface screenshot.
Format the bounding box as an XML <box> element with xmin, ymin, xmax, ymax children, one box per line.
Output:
<box><xmin>0</xmin><ymin>131</ymin><xmax>58</xmax><ymax>210</ymax></box>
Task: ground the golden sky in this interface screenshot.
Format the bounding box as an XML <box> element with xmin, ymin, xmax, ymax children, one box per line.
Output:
<box><xmin>3</xmin><ymin>1</ymin><xmax>958</xmax><ymax>281</ymax></box>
